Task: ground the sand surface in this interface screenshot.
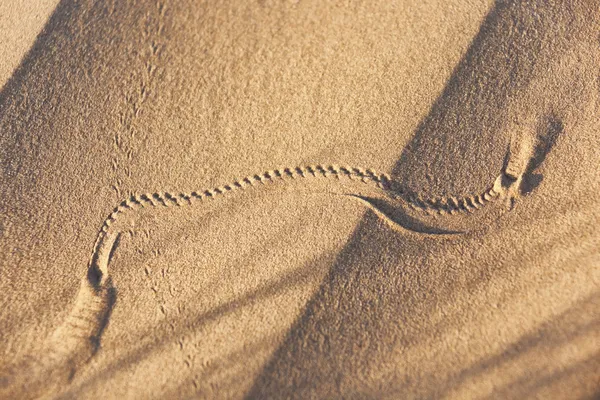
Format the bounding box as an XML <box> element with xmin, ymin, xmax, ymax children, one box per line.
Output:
<box><xmin>0</xmin><ymin>0</ymin><xmax>59</xmax><ymax>90</ymax></box>
<box><xmin>0</xmin><ymin>1</ymin><xmax>599</xmax><ymax>399</ymax></box>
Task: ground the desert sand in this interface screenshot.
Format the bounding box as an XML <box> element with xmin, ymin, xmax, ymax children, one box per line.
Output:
<box><xmin>0</xmin><ymin>0</ymin><xmax>599</xmax><ymax>399</ymax></box>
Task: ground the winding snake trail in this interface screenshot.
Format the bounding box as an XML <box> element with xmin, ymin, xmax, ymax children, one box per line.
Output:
<box><xmin>2</xmin><ymin>137</ymin><xmax>537</xmax><ymax>398</ymax></box>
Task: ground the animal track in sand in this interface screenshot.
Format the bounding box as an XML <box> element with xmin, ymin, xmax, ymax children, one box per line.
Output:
<box><xmin>4</xmin><ymin>125</ymin><xmax>559</xmax><ymax>397</ymax></box>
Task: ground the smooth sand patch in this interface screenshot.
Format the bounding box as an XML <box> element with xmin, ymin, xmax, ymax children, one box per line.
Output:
<box><xmin>0</xmin><ymin>0</ymin><xmax>59</xmax><ymax>90</ymax></box>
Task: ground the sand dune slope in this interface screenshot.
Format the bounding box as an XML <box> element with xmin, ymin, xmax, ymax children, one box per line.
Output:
<box><xmin>0</xmin><ymin>1</ymin><xmax>598</xmax><ymax>399</ymax></box>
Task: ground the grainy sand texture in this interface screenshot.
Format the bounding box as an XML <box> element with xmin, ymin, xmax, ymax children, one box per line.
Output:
<box><xmin>1</xmin><ymin>1</ymin><xmax>599</xmax><ymax>399</ymax></box>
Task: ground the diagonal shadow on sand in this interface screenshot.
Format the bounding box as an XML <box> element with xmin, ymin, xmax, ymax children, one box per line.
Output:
<box><xmin>246</xmin><ymin>1</ymin><xmax>600</xmax><ymax>398</ymax></box>
<box><xmin>62</xmin><ymin>250</ymin><xmax>338</xmax><ymax>397</ymax></box>
<box><xmin>390</xmin><ymin>0</ymin><xmax>587</xmax><ymax>199</ymax></box>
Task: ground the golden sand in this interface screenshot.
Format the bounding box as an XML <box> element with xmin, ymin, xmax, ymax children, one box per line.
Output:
<box><xmin>0</xmin><ymin>1</ymin><xmax>599</xmax><ymax>398</ymax></box>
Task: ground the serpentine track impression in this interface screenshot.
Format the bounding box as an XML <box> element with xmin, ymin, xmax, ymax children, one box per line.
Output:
<box><xmin>17</xmin><ymin>133</ymin><xmax>535</xmax><ymax>394</ymax></box>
